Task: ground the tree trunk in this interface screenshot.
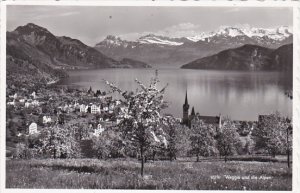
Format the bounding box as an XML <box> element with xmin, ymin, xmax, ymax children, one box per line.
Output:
<box><xmin>224</xmin><ymin>155</ymin><xmax>227</xmax><ymax>163</ymax></box>
<box><xmin>287</xmin><ymin>150</ymin><xmax>290</xmax><ymax>168</ymax></box>
<box><xmin>196</xmin><ymin>153</ymin><xmax>199</xmax><ymax>162</ymax></box>
<box><xmin>152</xmin><ymin>151</ymin><xmax>156</xmax><ymax>162</ymax></box>
<box><xmin>140</xmin><ymin>145</ymin><xmax>144</xmax><ymax>177</ymax></box>
<box><xmin>53</xmin><ymin>148</ymin><xmax>56</xmax><ymax>159</ymax></box>
<box><xmin>141</xmin><ymin>156</ymin><xmax>144</xmax><ymax>177</ymax></box>
<box><xmin>287</xmin><ymin>129</ymin><xmax>290</xmax><ymax>168</ymax></box>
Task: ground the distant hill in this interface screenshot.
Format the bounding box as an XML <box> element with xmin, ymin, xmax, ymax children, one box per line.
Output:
<box><xmin>6</xmin><ymin>23</ymin><xmax>151</xmax><ymax>87</ymax></box>
<box><xmin>181</xmin><ymin>44</ymin><xmax>293</xmax><ymax>71</ymax></box>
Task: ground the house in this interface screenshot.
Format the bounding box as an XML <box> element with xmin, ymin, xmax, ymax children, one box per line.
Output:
<box><xmin>192</xmin><ymin>114</ymin><xmax>222</xmax><ymax>129</ymax></box>
<box><xmin>43</xmin><ymin>116</ymin><xmax>52</xmax><ymax>124</ymax></box>
<box><xmin>80</xmin><ymin>104</ymin><xmax>87</xmax><ymax>113</ymax></box>
<box><xmin>234</xmin><ymin>120</ymin><xmax>256</xmax><ymax>136</ymax></box>
<box><xmin>25</xmin><ymin>102</ymin><xmax>31</xmax><ymax>108</ymax></box>
<box><xmin>115</xmin><ymin>100</ymin><xmax>121</xmax><ymax>106</ymax></box>
<box><xmin>73</xmin><ymin>101</ymin><xmax>79</xmax><ymax>108</ymax></box>
<box><xmin>29</xmin><ymin>122</ymin><xmax>38</xmax><ymax>135</ymax></box>
<box><xmin>91</xmin><ymin>104</ymin><xmax>100</xmax><ymax>114</ymax></box>
<box><xmin>31</xmin><ymin>91</ymin><xmax>36</xmax><ymax>99</ymax></box>
<box><xmin>93</xmin><ymin>123</ymin><xmax>105</xmax><ymax>136</ymax></box>
<box><xmin>7</xmin><ymin>100</ymin><xmax>16</xmax><ymax>106</ymax></box>
<box><xmin>32</xmin><ymin>100</ymin><xmax>40</xmax><ymax>106</ymax></box>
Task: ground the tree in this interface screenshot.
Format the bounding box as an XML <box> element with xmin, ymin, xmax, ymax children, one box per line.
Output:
<box><xmin>253</xmin><ymin>113</ymin><xmax>292</xmax><ymax>167</ymax></box>
<box><xmin>105</xmin><ymin>70</ymin><xmax>168</xmax><ymax>176</ymax></box>
<box><xmin>175</xmin><ymin>124</ymin><xmax>192</xmax><ymax>158</ymax></box>
<box><xmin>190</xmin><ymin>119</ymin><xmax>218</xmax><ymax>162</ymax></box>
<box><xmin>161</xmin><ymin>115</ymin><xmax>178</xmax><ymax>161</ymax></box>
<box><xmin>14</xmin><ymin>143</ymin><xmax>30</xmax><ymax>159</ymax></box>
<box><xmin>40</xmin><ymin>124</ymin><xmax>80</xmax><ymax>158</ymax></box>
<box><xmin>216</xmin><ymin>119</ymin><xmax>240</xmax><ymax>162</ymax></box>
<box><xmin>92</xmin><ymin>129</ymin><xmax>124</xmax><ymax>159</ymax></box>
<box><xmin>244</xmin><ymin>136</ymin><xmax>255</xmax><ymax>155</ymax></box>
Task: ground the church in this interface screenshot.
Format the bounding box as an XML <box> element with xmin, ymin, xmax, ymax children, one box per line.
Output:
<box><xmin>182</xmin><ymin>91</ymin><xmax>222</xmax><ymax>129</ymax></box>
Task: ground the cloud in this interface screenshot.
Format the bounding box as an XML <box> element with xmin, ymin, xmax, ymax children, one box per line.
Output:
<box><xmin>58</xmin><ymin>11</ymin><xmax>80</xmax><ymax>17</ymax></box>
<box><xmin>158</xmin><ymin>22</ymin><xmax>203</xmax><ymax>37</ymax></box>
<box><xmin>33</xmin><ymin>11</ymin><xmax>80</xmax><ymax>20</ymax></box>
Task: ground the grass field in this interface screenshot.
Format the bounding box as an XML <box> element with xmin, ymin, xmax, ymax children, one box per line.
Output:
<box><xmin>6</xmin><ymin>158</ymin><xmax>292</xmax><ymax>190</ymax></box>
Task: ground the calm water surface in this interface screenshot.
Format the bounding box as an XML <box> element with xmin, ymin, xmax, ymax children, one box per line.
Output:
<box><xmin>58</xmin><ymin>68</ymin><xmax>292</xmax><ymax>121</ymax></box>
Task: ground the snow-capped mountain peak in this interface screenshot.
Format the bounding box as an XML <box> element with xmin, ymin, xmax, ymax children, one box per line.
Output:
<box><xmin>215</xmin><ymin>26</ymin><xmax>245</xmax><ymax>37</ymax></box>
<box><xmin>186</xmin><ymin>32</ymin><xmax>208</xmax><ymax>42</ymax></box>
<box><xmin>186</xmin><ymin>26</ymin><xmax>292</xmax><ymax>42</ymax></box>
<box><xmin>95</xmin><ymin>26</ymin><xmax>292</xmax><ymax>48</ymax></box>
<box><xmin>239</xmin><ymin>26</ymin><xmax>292</xmax><ymax>40</ymax></box>
<box><xmin>95</xmin><ymin>35</ymin><xmax>131</xmax><ymax>48</ymax></box>
<box><xmin>137</xmin><ymin>34</ymin><xmax>184</xmax><ymax>46</ymax></box>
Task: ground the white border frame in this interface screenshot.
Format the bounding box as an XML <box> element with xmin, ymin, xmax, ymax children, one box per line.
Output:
<box><xmin>0</xmin><ymin>1</ymin><xmax>299</xmax><ymax>193</ymax></box>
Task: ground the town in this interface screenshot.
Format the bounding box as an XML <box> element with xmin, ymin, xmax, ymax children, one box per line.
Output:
<box><xmin>6</xmin><ymin>80</ymin><xmax>291</xmax><ymax>159</ymax></box>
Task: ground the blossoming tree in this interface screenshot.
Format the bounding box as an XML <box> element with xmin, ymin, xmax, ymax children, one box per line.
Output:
<box><xmin>105</xmin><ymin>70</ymin><xmax>168</xmax><ymax>176</ymax></box>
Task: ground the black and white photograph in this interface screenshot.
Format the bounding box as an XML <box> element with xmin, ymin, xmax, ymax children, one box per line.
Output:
<box><xmin>1</xmin><ymin>1</ymin><xmax>298</xmax><ymax>191</ymax></box>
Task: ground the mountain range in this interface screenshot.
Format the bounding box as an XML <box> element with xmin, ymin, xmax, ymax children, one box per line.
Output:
<box><xmin>181</xmin><ymin>44</ymin><xmax>293</xmax><ymax>71</ymax></box>
<box><xmin>6</xmin><ymin>23</ymin><xmax>151</xmax><ymax>86</ymax></box>
<box><xmin>95</xmin><ymin>26</ymin><xmax>292</xmax><ymax>68</ymax></box>
<box><xmin>6</xmin><ymin>23</ymin><xmax>293</xmax><ymax>88</ymax></box>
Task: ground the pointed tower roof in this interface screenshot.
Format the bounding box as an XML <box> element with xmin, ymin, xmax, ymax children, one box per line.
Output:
<box><xmin>184</xmin><ymin>90</ymin><xmax>188</xmax><ymax>105</ymax></box>
<box><xmin>191</xmin><ymin>106</ymin><xmax>195</xmax><ymax>116</ymax></box>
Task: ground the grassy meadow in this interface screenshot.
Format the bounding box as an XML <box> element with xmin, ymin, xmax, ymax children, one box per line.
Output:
<box><xmin>6</xmin><ymin>157</ymin><xmax>292</xmax><ymax>190</ymax></box>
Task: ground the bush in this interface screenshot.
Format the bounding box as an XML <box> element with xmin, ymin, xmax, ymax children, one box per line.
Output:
<box><xmin>14</xmin><ymin>143</ymin><xmax>38</xmax><ymax>159</ymax></box>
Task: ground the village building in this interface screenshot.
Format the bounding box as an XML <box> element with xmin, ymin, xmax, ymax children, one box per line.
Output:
<box><xmin>25</xmin><ymin>101</ymin><xmax>31</xmax><ymax>108</ymax></box>
<box><xmin>43</xmin><ymin>116</ymin><xmax>52</xmax><ymax>124</ymax></box>
<box><xmin>190</xmin><ymin>113</ymin><xmax>222</xmax><ymax>131</ymax></box>
<box><xmin>31</xmin><ymin>91</ymin><xmax>36</xmax><ymax>99</ymax></box>
<box><xmin>234</xmin><ymin>120</ymin><xmax>256</xmax><ymax>136</ymax></box>
<box><xmin>29</xmin><ymin>122</ymin><xmax>38</xmax><ymax>135</ymax></box>
<box><xmin>80</xmin><ymin>104</ymin><xmax>87</xmax><ymax>113</ymax></box>
<box><xmin>7</xmin><ymin>99</ymin><xmax>16</xmax><ymax>106</ymax></box>
<box><xmin>115</xmin><ymin>100</ymin><xmax>121</xmax><ymax>106</ymax></box>
<box><xmin>93</xmin><ymin>123</ymin><xmax>105</xmax><ymax>136</ymax></box>
<box><xmin>182</xmin><ymin>91</ymin><xmax>222</xmax><ymax>129</ymax></box>
<box><xmin>32</xmin><ymin>100</ymin><xmax>40</xmax><ymax>107</ymax></box>
<box><xmin>91</xmin><ymin>104</ymin><xmax>101</xmax><ymax>114</ymax></box>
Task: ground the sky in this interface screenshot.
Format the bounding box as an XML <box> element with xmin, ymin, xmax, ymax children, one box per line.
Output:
<box><xmin>7</xmin><ymin>5</ymin><xmax>293</xmax><ymax>46</ymax></box>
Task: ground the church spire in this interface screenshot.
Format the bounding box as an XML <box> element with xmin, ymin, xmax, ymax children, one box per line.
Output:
<box><xmin>184</xmin><ymin>90</ymin><xmax>188</xmax><ymax>105</ymax></box>
<box><xmin>182</xmin><ymin>90</ymin><xmax>190</xmax><ymax>126</ymax></box>
<box><xmin>191</xmin><ymin>106</ymin><xmax>195</xmax><ymax>116</ymax></box>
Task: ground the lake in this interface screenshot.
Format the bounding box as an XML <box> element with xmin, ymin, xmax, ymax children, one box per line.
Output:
<box><xmin>58</xmin><ymin>68</ymin><xmax>292</xmax><ymax>121</ymax></box>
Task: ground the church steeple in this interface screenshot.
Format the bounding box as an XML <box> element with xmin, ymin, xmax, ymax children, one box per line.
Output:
<box><xmin>191</xmin><ymin>106</ymin><xmax>195</xmax><ymax>116</ymax></box>
<box><xmin>182</xmin><ymin>90</ymin><xmax>190</xmax><ymax>126</ymax></box>
<box><xmin>184</xmin><ymin>90</ymin><xmax>188</xmax><ymax>105</ymax></box>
